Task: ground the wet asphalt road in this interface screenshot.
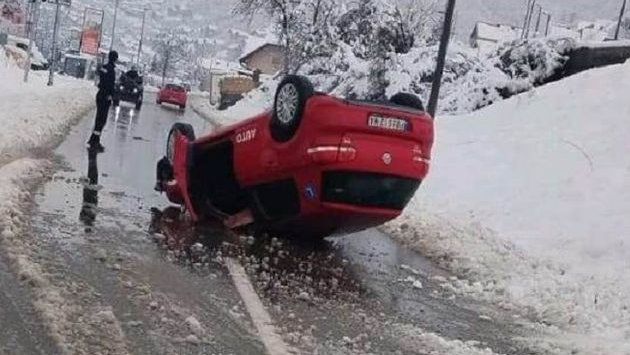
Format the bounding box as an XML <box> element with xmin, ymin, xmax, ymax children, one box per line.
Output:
<box><xmin>1</xmin><ymin>95</ymin><xmax>540</xmax><ymax>354</ymax></box>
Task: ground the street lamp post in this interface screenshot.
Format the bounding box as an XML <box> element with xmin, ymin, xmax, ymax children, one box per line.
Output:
<box><xmin>47</xmin><ymin>0</ymin><xmax>62</xmax><ymax>86</ymax></box>
<box><xmin>110</xmin><ymin>0</ymin><xmax>120</xmax><ymax>51</ymax></box>
<box><xmin>137</xmin><ymin>8</ymin><xmax>148</xmax><ymax>65</ymax></box>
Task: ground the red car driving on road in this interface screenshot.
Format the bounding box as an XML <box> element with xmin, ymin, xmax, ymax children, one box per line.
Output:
<box><xmin>155</xmin><ymin>75</ymin><xmax>434</xmax><ymax>239</ymax></box>
<box><xmin>157</xmin><ymin>84</ymin><xmax>188</xmax><ymax>110</ymax></box>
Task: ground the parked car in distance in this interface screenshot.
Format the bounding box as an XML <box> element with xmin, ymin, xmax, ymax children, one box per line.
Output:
<box><xmin>155</xmin><ymin>75</ymin><xmax>434</xmax><ymax>239</ymax></box>
<box><xmin>157</xmin><ymin>84</ymin><xmax>188</xmax><ymax>110</ymax></box>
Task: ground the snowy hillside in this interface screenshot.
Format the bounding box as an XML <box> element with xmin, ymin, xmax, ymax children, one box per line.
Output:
<box><xmin>32</xmin><ymin>0</ymin><xmax>267</xmax><ymax>63</ymax></box>
<box><xmin>389</xmin><ymin>60</ymin><xmax>630</xmax><ymax>354</ymax></box>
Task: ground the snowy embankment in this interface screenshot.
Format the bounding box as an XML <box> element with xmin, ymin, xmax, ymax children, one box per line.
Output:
<box><xmin>387</xmin><ymin>61</ymin><xmax>630</xmax><ymax>354</ymax></box>
<box><xmin>0</xmin><ymin>48</ymin><xmax>95</xmax><ymax>165</ymax></box>
<box><xmin>0</xmin><ymin>49</ymin><xmax>121</xmax><ymax>354</ymax></box>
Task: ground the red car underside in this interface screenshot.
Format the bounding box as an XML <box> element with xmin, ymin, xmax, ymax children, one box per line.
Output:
<box><xmin>165</xmin><ymin>94</ymin><xmax>433</xmax><ymax>238</ymax></box>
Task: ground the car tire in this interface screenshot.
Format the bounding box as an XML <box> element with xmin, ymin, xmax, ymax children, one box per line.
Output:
<box><xmin>390</xmin><ymin>93</ymin><xmax>424</xmax><ymax>111</ymax></box>
<box><xmin>135</xmin><ymin>99</ymin><xmax>143</xmax><ymax>110</ymax></box>
<box><xmin>113</xmin><ymin>99</ymin><xmax>120</xmax><ymax>107</ymax></box>
<box><xmin>166</xmin><ymin>123</ymin><xmax>196</xmax><ymax>165</ymax></box>
<box><xmin>270</xmin><ymin>75</ymin><xmax>314</xmax><ymax>142</ymax></box>
<box><xmin>180</xmin><ymin>105</ymin><xmax>185</xmax><ymax>110</ymax></box>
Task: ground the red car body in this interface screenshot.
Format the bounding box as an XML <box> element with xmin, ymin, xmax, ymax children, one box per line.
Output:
<box><xmin>158</xmin><ymin>78</ymin><xmax>434</xmax><ymax>239</ymax></box>
<box><xmin>157</xmin><ymin>84</ymin><xmax>188</xmax><ymax>109</ymax></box>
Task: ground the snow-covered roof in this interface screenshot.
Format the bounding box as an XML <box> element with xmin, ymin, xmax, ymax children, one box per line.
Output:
<box><xmin>239</xmin><ymin>43</ymin><xmax>284</xmax><ymax>63</ymax></box>
<box><xmin>240</xmin><ymin>29</ymin><xmax>279</xmax><ymax>59</ymax></box>
<box><xmin>472</xmin><ymin>22</ymin><xmax>521</xmax><ymax>44</ymax></box>
<box><xmin>199</xmin><ymin>58</ymin><xmax>242</xmax><ymax>73</ymax></box>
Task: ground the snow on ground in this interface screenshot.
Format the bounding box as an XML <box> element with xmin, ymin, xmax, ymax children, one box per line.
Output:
<box><xmin>0</xmin><ymin>47</ymin><xmax>95</xmax><ymax>164</ymax></box>
<box><xmin>190</xmin><ymin>76</ymin><xmax>277</xmax><ymax>128</ymax></box>
<box><xmin>387</xmin><ymin>61</ymin><xmax>630</xmax><ymax>354</ymax></box>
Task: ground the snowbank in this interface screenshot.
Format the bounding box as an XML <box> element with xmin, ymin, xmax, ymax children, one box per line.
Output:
<box><xmin>190</xmin><ymin>76</ymin><xmax>278</xmax><ymax>128</ymax></box>
<box><xmin>388</xmin><ymin>60</ymin><xmax>630</xmax><ymax>354</ymax></box>
<box><xmin>0</xmin><ymin>47</ymin><xmax>95</xmax><ymax>164</ymax></box>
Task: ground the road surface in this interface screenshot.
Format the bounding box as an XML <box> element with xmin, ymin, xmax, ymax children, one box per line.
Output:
<box><xmin>0</xmin><ymin>95</ymin><xmax>540</xmax><ymax>354</ymax></box>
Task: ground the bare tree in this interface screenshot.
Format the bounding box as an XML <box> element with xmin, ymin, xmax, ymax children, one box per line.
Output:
<box><xmin>234</xmin><ymin>0</ymin><xmax>339</xmax><ymax>73</ymax></box>
<box><xmin>151</xmin><ymin>28</ymin><xmax>191</xmax><ymax>86</ymax></box>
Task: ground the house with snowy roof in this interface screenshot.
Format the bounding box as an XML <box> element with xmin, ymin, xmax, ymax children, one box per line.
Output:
<box><xmin>470</xmin><ymin>21</ymin><xmax>521</xmax><ymax>53</ymax></box>
<box><xmin>239</xmin><ymin>43</ymin><xmax>285</xmax><ymax>75</ymax></box>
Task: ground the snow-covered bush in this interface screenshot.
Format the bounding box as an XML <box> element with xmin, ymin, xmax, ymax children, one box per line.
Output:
<box><xmin>492</xmin><ymin>38</ymin><xmax>574</xmax><ymax>95</ymax></box>
<box><xmin>232</xmin><ymin>1</ymin><xmax>574</xmax><ymax>115</ymax></box>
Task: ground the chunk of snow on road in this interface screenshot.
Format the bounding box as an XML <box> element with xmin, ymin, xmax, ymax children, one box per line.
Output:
<box><xmin>185</xmin><ymin>316</ymin><xmax>205</xmax><ymax>337</ymax></box>
<box><xmin>388</xmin><ymin>60</ymin><xmax>630</xmax><ymax>354</ymax></box>
<box><xmin>412</xmin><ymin>280</ymin><xmax>423</xmax><ymax>290</ymax></box>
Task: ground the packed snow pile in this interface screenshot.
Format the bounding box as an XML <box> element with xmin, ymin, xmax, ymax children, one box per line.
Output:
<box><xmin>0</xmin><ymin>46</ymin><xmax>95</xmax><ymax>164</ymax></box>
<box><xmin>387</xmin><ymin>60</ymin><xmax>630</xmax><ymax>354</ymax></box>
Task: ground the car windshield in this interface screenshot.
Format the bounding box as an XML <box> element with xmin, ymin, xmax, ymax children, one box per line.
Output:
<box><xmin>165</xmin><ymin>84</ymin><xmax>185</xmax><ymax>92</ymax></box>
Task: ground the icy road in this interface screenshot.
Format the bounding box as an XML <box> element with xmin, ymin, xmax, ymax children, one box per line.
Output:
<box><xmin>0</xmin><ymin>95</ymin><xmax>540</xmax><ymax>355</ymax></box>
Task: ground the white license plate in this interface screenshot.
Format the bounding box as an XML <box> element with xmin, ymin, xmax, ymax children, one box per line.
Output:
<box><xmin>368</xmin><ymin>114</ymin><xmax>409</xmax><ymax>131</ymax></box>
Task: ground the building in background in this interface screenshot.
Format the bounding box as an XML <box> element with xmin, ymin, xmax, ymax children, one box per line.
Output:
<box><xmin>469</xmin><ymin>22</ymin><xmax>521</xmax><ymax>54</ymax></box>
<box><xmin>239</xmin><ymin>43</ymin><xmax>284</xmax><ymax>75</ymax></box>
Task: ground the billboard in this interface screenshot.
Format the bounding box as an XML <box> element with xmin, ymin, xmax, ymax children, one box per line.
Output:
<box><xmin>79</xmin><ymin>8</ymin><xmax>103</xmax><ymax>56</ymax></box>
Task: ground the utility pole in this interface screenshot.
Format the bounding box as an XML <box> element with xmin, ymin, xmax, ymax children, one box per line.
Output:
<box><xmin>110</xmin><ymin>0</ymin><xmax>120</xmax><ymax>51</ymax></box>
<box><xmin>534</xmin><ymin>5</ymin><xmax>543</xmax><ymax>37</ymax></box>
<box><xmin>428</xmin><ymin>0</ymin><xmax>456</xmax><ymax>118</ymax></box>
<box><xmin>521</xmin><ymin>0</ymin><xmax>533</xmax><ymax>39</ymax></box>
<box><xmin>24</xmin><ymin>0</ymin><xmax>36</xmax><ymax>83</ymax></box>
<box><xmin>524</xmin><ymin>0</ymin><xmax>536</xmax><ymax>39</ymax></box>
<box><xmin>545</xmin><ymin>12</ymin><xmax>552</xmax><ymax>37</ymax></box>
<box><xmin>615</xmin><ymin>0</ymin><xmax>627</xmax><ymax>40</ymax></box>
<box><xmin>137</xmin><ymin>8</ymin><xmax>148</xmax><ymax>65</ymax></box>
<box><xmin>47</xmin><ymin>0</ymin><xmax>62</xmax><ymax>86</ymax></box>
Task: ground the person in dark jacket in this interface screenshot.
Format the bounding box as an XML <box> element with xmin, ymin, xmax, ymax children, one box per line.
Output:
<box><xmin>87</xmin><ymin>50</ymin><xmax>118</xmax><ymax>152</ymax></box>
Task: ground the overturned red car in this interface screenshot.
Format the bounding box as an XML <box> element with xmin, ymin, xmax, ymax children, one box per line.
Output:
<box><xmin>155</xmin><ymin>75</ymin><xmax>434</xmax><ymax>239</ymax></box>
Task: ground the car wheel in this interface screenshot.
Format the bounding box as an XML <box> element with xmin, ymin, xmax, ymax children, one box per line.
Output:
<box><xmin>180</xmin><ymin>105</ymin><xmax>185</xmax><ymax>110</ymax></box>
<box><xmin>113</xmin><ymin>99</ymin><xmax>120</xmax><ymax>107</ymax></box>
<box><xmin>389</xmin><ymin>93</ymin><xmax>424</xmax><ymax>111</ymax></box>
<box><xmin>270</xmin><ymin>75</ymin><xmax>314</xmax><ymax>142</ymax></box>
<box><xmin>135</xmin><ymin>99</ymin><xmax>143</xmax><ymax>110</ymax></box>
<box><xmin>166</xmin><ymin>123</ymin><xmax>196</xmax><ymax>165</ymax></box>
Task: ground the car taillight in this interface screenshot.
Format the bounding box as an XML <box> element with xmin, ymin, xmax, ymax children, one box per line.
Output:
<box><xmin>307</xmin><ymin>145</ymin><xmax>356</xmax><ymax>164</ymax></box>
<box><xmin>412</xmin><ymin>145</ymin><xmax>430</xmax><ymax>164</ymax></box>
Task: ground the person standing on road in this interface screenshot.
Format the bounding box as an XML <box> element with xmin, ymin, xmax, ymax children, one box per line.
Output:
<box><xmin>88</xmin><ymin>50</ymin><xmax>118</xmax><ymax>152</ymax></box>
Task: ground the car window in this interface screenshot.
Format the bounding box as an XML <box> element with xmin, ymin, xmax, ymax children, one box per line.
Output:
<box><xmin>165</xmin><ymin>84</ymin><xmax>185</xmax><ymax>92</ymax></box>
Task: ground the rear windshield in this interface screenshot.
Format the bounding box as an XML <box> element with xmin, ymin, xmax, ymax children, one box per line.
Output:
<box><xmin>165</xmin><ymin>84</ymin><xmax>185</xmax><ymax>91</ymax></box>
<box><xmin>322</xmin><ymin>171</ymin><xmax>420</xmax><ymax>210</ymax></box>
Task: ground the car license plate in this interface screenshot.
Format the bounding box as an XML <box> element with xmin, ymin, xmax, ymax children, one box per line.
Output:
<box><xmin>368</xmin><ymin>114</ymin><xmax>409</xmax><ymax>131</ymax></box>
